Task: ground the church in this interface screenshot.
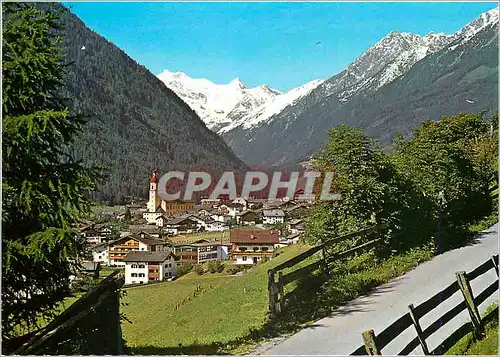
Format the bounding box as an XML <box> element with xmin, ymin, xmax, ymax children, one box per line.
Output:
<box><xmin>143</xmin><ymin>170</ymin><xmax>195</xmax><ymax>224</ymax></box>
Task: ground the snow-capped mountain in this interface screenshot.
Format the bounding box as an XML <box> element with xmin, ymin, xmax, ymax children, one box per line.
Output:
<box><xmin>156</xmin><ymin>70</ymin><xmax>282</xmax><ymax>131</ymax></box>
<box><xmin>220</xmin><ymin>79</ymin><xmax>324</xmax><ymax>133</ymax></box>
<box><xmin>157</xmin><ymin>70</ymin><xmax>288</xmax><ymax>131</ymax></box>
<box><xmin>222</xmin><ymin>6</ymin><xmax>498</xmax><ymax>166</ymax></box>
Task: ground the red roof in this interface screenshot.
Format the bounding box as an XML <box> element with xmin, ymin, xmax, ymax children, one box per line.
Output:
<box><xmin>230</xmin><ymin>229</ymin><xmax>279</xmax><ymax>244</ymax></box>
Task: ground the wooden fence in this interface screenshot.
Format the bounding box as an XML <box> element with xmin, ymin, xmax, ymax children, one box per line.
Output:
<box><xmin>6</xmin><ymin>270</ymin><xmax>125</xmax><ymax>355</ymax></box>
<box><xmin>268</xmin><ymin>224</ymin><xmax>390</xmax><ymax>315</ymax></box>
<box><xmin>352</xmin><ymin>254</ymin><xmax>499</xmax><ymax>355</ymax></box>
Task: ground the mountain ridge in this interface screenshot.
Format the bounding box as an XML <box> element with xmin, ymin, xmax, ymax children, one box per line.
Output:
<box><xmin>56</xmin><ymin>5</ymin><xmax>246</xmax><ymax>204</ymax></box>
<box><xmin>222</xmin><ymin>6</ymin><xmax>499</xmax><ymax>165</ymax></box>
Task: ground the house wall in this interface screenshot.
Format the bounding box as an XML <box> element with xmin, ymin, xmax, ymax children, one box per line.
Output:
<box><xmin>263</xmin><ymin>216</ymin><xmax>284</xmax><ymax>224</ymax></box>
<box><xmin>92</xmin><ymin>249</ymin><xmax>109</xmax><ymax>265</ymax></box>
<box><xmin>125</xmin><ymin>261</ymin><xmax>149</xmax><ymax>285</ymax></box>
<box><xmin>143</xmin><ymin>212</ymin><xmax>163</xmax><ymax>224</ymax></box>
<box><xmin>234</xmin><ymin>254</ymin><xmax>269</xmax><ymax>265</ymax></box>
<box><xmin>162</xmin><ymin>259</ymin><xmax>176</xmax><ymax>279</ymax></box>
<box><xmin>232</xmin><ymin>244</ymin><xmax>275</xmax><ymax>265</ymax></box>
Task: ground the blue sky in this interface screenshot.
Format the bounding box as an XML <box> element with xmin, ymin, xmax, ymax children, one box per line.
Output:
<box><xmin>63</xmin><ymin>1</ymin><xmax>497</xmax><ymax>92</ymax></box>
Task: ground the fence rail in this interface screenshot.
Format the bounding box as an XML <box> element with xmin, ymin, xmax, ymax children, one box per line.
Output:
<box><xmin>352</xmin><ymin>254</ymin><xmax>499</xmax><ymax>356</ymax></box>
<box><xmin>268</xmin><ymin>224</ymin><xmax>390</xmax><ymax>315</ymax></box>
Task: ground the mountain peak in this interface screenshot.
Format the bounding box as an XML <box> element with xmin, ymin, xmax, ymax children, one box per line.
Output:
<box><xmin>230</xmin><ymin>77</ymin><xmax>246</xmax><ymax>89</ymax></box>
<box><xmin>454</xmin><ymin>6</ymin><xmax>499</xmax><ymax>42</ymax></box>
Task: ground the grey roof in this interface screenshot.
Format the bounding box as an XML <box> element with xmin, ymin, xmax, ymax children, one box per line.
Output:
<box><xmin>288</xmin><ymin>219</ymin><xmax>304</xmax><ymax>225</ymax></box>
<box><xmin>123</xmin><ymin>251</ymin><xmax>173</xmax><ymax>262</ymax></box>
<box><xmin>90</xmin><ymin>242</ymin><xmax>109</xmax><ymax>252</ymax></box>
<box><xmin>166</xmin><ymin>216</ymin><xmax>197</xmax><ymax>225</ymax></box>
<box><xmin>129</xmin><ymin>225</ymin><xmax>160</xmax><ymax>233</ymax></box>
<box><xmin>263</xmin><ymin>209</ymin><xmax>285</xmax><ymax>217</ymax></box>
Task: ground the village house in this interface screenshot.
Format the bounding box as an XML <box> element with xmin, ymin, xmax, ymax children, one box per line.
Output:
<box><xmin>202</xmin><ymin>217</ymin><xmax>229</xmax><ymax>232</ymax></box>
<box><xmin>247</xmin><ymin>198</ymin><xmax>266</xmax><ymax>209</ymax></box>
<box><xmin>286</xmin><ymin>219</ymin><xmax>305</xmax><ymax>234</ymax></box>
<box><xmin>226</xmin><ymin>202</ymin><xmax>246</xmax><ymax>218</ymax></box>
<box><xmin>183</xmin><ymin>215</ymin><xmax>208</xmax><ymax>231</ymax></box>
<box><xmin>173</xmin><ymin>239</ymin><xmax>230</xmax><ymax>265</ymax></box>
<box><xmin>163</xmin><ymin>216</ymin><xmax>197</xmax><ymax>235</ymax></box>
<box><xmin>284</xmin><ymin>203</ymin><xmax>309</xmax><ymax>219</ymax></box>
<box><xmin>124</xmin><ymin>251</ymin><xmax>176</xmax><ymax>285</ymax></box>
<box><xmin>230</xmin><ymin>229</ymin><xmax>279</xmax><ymax>265</ymax></box>
<box><xmin>90</xmin><ymin>242</ymin><xmax>109</xmax><ymax>265</ymax></box>
<box><xmin>278</xmin><ymin>232</ymin><xmax>303</xmax><ymax>248</ymax></box>
<box><xmin>143</xmin><ymin>206</ymin><xmax>168</xmax><ymax>224</ymax></box>
<box><xmin>210</xmin><ymin>212</ymin><xmax>232</xmax><ymax>224</ymax></box>
<box><xmin>200</xmin><ymin>198</ymin><xmax>221</xmax><ymax>208</ymax></box>
<box><xmin>263</xmin><ymin>198</ymin><xmax>290</xmax><ymax>210</ymax></box>
<box><xmin>197</xmin><ymin>208</ymin><xmax>214</xmax><ymax>217</ymax></box>
<box><xmin>156</xmin><ymin>215</ymin><xmax>169</xmax><ymax>227</ymax></box>
<box><xmin>80</xmin><ymin>223</ymin><xmax>113</xmax><ymax>245</ymax></box>
<box><xmin>232</xmin><ymin>197</ymin><xmax>248</xmax><ymax>209</ymax></box>
<box><xmin>128</xmin><ymin>224</ymin><xmax>162</xmax><ymax>238</ymax></box>
<box><xmin>162</xmin><ymin>200</ymin><xmax>196</xmax><ymax>215</ymax></box>
<box><xmin>108</xmin><ymin>233</ymin><xmax>169</xmax><ymax>266</ymax></box>
<box><xmin>262</xmin><ymin>209</ymin><xmax>285</xmax><ymax>225</ymax></box>
<box><xmin>236</xmin><ymin>210</ymin><xmax>260</xmax><ymax>225</ymax></box>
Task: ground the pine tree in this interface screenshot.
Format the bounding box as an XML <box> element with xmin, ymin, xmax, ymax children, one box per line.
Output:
<box><xmin>2</xmin><ymin>3</ymin><xmax>98</xmax><ymax>338</ymax></box>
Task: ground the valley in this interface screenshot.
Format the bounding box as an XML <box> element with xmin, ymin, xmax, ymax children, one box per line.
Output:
<box><xmin>3</xmin><ymin>2</ymin><xmax>498</xmax><ymax>356</ymax></box>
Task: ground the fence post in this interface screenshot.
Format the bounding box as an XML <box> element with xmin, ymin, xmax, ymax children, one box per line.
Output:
<box><xmin>276</xmin><ymin>271</ymin><xmax>284</xmax><ymax>315</ymax></box>
<box><xmin>456</xmin><ymin>271</ymin><xmax>483</xmax><ymax>338</ymax></box>
<box><xmin>268</xmin><ymin>269</ymin><xmax>276</xmax><ymax>315</ymax></box>
<box><xmin>317</xmin><ymin>238</ymin><xmax>330</xmax><ymax>277</ymax></box>
<box><xmin>408</xmin><ymin>304</ymin><xmax>430</xmax><ymax>355</ymax></box>
<box><xmin>491</xmin><ymin>256</ymin><xmax>499</xmax><ymax>277</ymax></box>
<box><xmin>362</xmin><ymin>329</ymin><xmax>381</xmax><ymax>355</ymax></box>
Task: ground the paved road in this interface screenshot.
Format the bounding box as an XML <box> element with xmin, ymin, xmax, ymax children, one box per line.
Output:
<box><xmin>257</xmin><ymin>223</ymin><xmax>499</xmax><ymax>356</ymax></box>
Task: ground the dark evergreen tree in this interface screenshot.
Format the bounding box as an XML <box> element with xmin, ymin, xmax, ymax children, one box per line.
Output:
<box><xmin>2</xmin><ymin>3</ymin><xmax>98</xmax><ymax>338</ymax></box>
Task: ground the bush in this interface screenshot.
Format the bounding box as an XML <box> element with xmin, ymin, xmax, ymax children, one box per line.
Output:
<box><xmin>225</xmin><ymin>264</ymin><xmax>245</xmax><ymax>275</ymax></box>
<box><xmin>193</xmin><ymin>264</ymin><xmax>204</xmax><ymax>275</ymax></box>
<box><xmin>216</xmin><ymin>261</ymin><xmax>225</xmax><ymax>273</ymax></box>
<box><xmin>206</xmin><ymin>260</ymin><xmax>225</xmax><ymax>274</ymax></box>
<box><xmin>176</xmin><ymin>263</ymin><xmax>193</xmax><ymax>277</ymax></box>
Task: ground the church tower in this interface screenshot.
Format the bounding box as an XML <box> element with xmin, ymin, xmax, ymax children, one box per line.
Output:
<box><xmin>147</xmin><ymin>169</ymin><xmax>160</xmax><ymax>212</ymax></box>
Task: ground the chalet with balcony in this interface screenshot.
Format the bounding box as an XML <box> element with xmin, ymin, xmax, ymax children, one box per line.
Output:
<box><xmin>108</xmin><ymin>233</ymin><xmax>168</xmax><ymax>266</ymax></box>
<box><xmin>230</xmin><ymin>229</ymin><xmax>279</xmax><ymax>265</ymax></box>
<box><xmin>173</xmin><ymin>239</ymin><xmax>230</xmax><ymax>265</ymax></box>
<box><xmin>236</xmin><ymin>210</ymin><xmax>260</xmax><ymax>225</ymax></box>
<box><xmin>80</xmin><ymin>223</ymin><xmax>113</xmax><ymax>245</ymax></box>
<box><xmin>163</xmin><ymin>216</ymin><xmax>197</xmax><ymax>235</ymax></box>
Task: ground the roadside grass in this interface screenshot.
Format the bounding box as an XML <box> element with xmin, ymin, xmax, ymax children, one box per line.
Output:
<box><xmin>120</xmin><ymin>244</ymin><xmax>310</xmax><ymax>354</ymax></box>
<box><xmin>446</xmin><ymin>302</ymin><xmax>498</xmax><ymax>355</ymax></box>
<box><xmin>254</xmin><ymin>247</ymin><xmax>435</xmax><ymax>341</ymax></box>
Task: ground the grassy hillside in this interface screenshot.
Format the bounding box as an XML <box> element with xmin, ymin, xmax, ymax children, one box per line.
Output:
<box><xmin>120</xmin><ymin>244</ymin><xmax>310</xmax><ymax>354</ymax></box>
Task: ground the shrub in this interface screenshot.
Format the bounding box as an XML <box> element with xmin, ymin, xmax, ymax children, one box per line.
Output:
<box><xmin>193</xmin><ymin>264</ymin><xmax>204</xmax><ymax>275</ymax></box>
<box><xmin>176</xmin><ymin>263</ymin><xmax>193</xmax><ymax>277</ymax></box>
<box><xmin>215</xmin><ymin>261</ymin><xmax>225</xmax><ymax>273</ymax></box>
